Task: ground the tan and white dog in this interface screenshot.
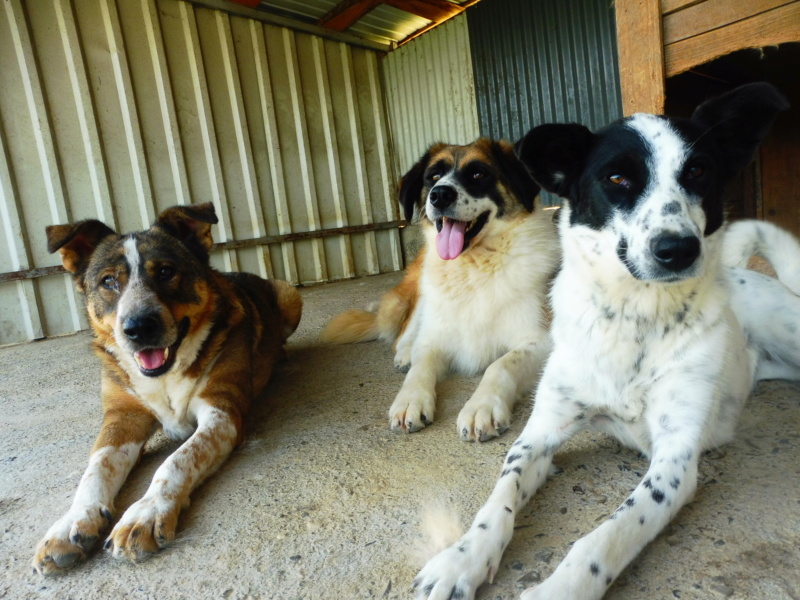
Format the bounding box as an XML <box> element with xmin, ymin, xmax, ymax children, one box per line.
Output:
<box><xmin>323</xmin><ymin>139</ymin><xmax>559</xmax><ymax>441</ymax></box>
<box><xmin>33</xmin><ymin>203</ymin><xmax>301</xmax><ymax>574</ymax></box>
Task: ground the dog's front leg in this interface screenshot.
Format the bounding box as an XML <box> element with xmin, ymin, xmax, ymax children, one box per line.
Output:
<box><xmin>458</xmin><ymin>340</ymin><xmax>552</xmax><ymax>441</ymax></box>
<box><xmin>414</xmin><ymin>381</ymin><xmax>585</xmax><ymax>600</ymax></box>
<box><xmin>32</xmin><ymin>400</ymin><xmax>156</xmax><ymax>574</ymax></box>
<box><xmin>105</xmin><ymin>400</ymin><xmax>239</xmax><ymax>561</ymax></box>
<box><xmin>389</xmin><ymin>347</ymin><xmax>448</xmax><ymax>432</ymax></box>
<box><xmin>521</xmin><ymin>424</ymin><xmax>701</xmax><ymax>600</ymax></box>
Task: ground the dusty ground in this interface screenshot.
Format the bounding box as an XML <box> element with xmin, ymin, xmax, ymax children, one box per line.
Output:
<box><xmin>1</xmin><ymin>272</ymin><xmax>799</xmax><ymax>600</ymax></box>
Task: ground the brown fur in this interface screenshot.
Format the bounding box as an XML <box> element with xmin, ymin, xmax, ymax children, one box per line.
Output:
<box><xmin>33</xmin><ymin>203</ymin><xmax>302</xmax><ymax>573</ymax></box>
<box><xmin>321</xmin><ymin>250</ymin><xmax>422</xmax><ymax>347</ymax></box>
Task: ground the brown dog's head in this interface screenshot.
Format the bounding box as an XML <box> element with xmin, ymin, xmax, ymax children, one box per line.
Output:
<box><xmin>398</xmin><ymin>138</ymin><xmax>541</xmax><ymax>260</ymax></box>
<box><xmin>46</xmin><ymin>203</ymin><xmax>219</xmax><ymax>378</ymax></box>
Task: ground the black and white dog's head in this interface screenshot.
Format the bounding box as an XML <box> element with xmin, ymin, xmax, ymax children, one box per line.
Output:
<box><xmin>399</xmin><ymin>139</ymin><xmax>540</xmax><ymax>260</ymax></box>
<box><xmin>516</xmin><ymin>82</ymin><xmax>788</xmax><ymax>282</ymax></box>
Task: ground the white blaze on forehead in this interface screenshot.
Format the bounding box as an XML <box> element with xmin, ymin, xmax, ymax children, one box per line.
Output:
<box><xmin>627</xmin><ymin>114</ymin><xmax>689</xmax><ymax>195</ymax></box>
<box><xmin>118</xmin><ymin>236</ymin><xmax>148</xmax><ymax>319</ymax></box>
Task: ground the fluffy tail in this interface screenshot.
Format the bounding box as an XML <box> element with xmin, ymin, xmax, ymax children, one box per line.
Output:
<box><xmin>722</xmin><ymin>220</ymin><xmax>800</xmax><ymax>294</ymax></box>
<box><xmin>272</xmin><ymin>279</ymin><xmax>303</xmax><ymax>342</ymax></box>
<box><xmin>321</xmin><ymin>250</ymin><xmax>423</xmax><ymax>345</ymax></box>
<box><xmin>410</xmin><ymin>500</ymin><xmax>464</xmax><ymax>567</ymax></box>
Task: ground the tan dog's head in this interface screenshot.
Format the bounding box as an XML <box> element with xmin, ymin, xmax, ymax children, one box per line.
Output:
<box><xmin>46</xmin><ymin>203</ymin><xmax>219</xmax><ymax>378</ymax></box>
<box><xmin>399</xmin><ymin>139</ymin><xmax>540</xmax><ymax>260</ymax></box>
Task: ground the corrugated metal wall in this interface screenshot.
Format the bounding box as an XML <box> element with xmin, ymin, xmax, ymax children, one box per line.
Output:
<box><xmin>0</xmin><ymin>0</ymin><xmax>401</xmax><ymax>346</ymax></box>
<box><xmin>468</xmin><ymin>0</ymin><xmax>622</xmax><ymax>140</ymax></box>
<box><xmin>381</xmin><ymin>14</ymin><xmax>480</xmax><ymax>176</ymax></box>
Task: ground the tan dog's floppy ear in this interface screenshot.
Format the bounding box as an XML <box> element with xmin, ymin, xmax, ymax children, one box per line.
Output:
<box><xmin>46</xmin><ymin>220</ymin><xmax>115</xmax><ymax>275</ymax></box>
<box><xmin>155</xmin><ymin>202</ymin><xmax>219</xmax><ymax>257</ymax></box>
<box><xmin>398</xmin><ymin>143</ymin><xmax>447</xmax><ymax>222</ymax></box>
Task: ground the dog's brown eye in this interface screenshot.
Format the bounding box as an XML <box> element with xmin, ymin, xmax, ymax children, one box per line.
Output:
<box><xmin>158</xmin><ymin>266</ymin><xmax>175</xmax><ymax>282</ymax></box>
<box><xmin>688</xmin><ymin>165</ymin><xmax>705</xmax><ymax>178</ymax></box>
<box><xmin>431</xmin><ymin>173</ymin><xmax>441</xmax><ymax>181</ymax></box>
<box><xmin>608</xmin><ymin>174</ymin><xmax>628</xmax><ymax>186</ymax></box>
<box><xmin>472</xmin><ymin>171</ymin><xmax>485</xmax><ymax>179</ymax></box>
<box><xmin>101</xmin><ymin>275</ymin><xmax>117</xmax><ymax>290</ymax></box>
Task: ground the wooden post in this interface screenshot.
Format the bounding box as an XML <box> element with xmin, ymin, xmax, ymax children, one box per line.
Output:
<box><xmin>615</xmin><ymin>0</ymin><xmax>666</xmax><ymax>116</ymax></box>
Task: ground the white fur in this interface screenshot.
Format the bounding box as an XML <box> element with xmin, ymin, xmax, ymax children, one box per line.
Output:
<box><xmin>389</xmin><ymin>202</ymin><xmax>559</xmax><ymax>441</ymax></box>
<box><xmin>415</xmin><ymin>117</ymin><xmax>800</xmax><ymax>599</ymax></box>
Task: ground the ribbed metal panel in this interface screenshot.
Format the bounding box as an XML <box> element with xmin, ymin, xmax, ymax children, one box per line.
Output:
<box><xmin>468</xmin><ymin>0</ymin><xmax>623</xmax><ymax>140</ymax></box>
<box><xmin>381</xmin><ymin>13</ymin><xmax>480</xmax><ymax>176</ymax></box>
<box><xmin>0</xmin><ymin>0</ymin><xmax>401</xmax><ymax>345</ymax></box>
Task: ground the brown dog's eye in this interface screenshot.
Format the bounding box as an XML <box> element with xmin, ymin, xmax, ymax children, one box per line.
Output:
<box><xmin>472</xmin><ymin>171</ymin><xmax>485</xmax><ymax>179</ymax></box>
<box><xmin>158</xmin><ymin>266</ymin><xmax>175</xmax><ymax>282</ymax></box>
<box><xmin>687</xmin><ymin>165</ymin><xmax>705</xmax><ymax>178</ymax></box>
<box><xmin>101</xmin><ymin>275</ymin><xmax>117</xmax><ymax>291</ymax></box>
<box><xmin>608</xmin><ymin>174</ymin><xmax>630</xmax><ymax>187</ymax></box>
<box><xmin>431</xmin><ymin>173</ymin><xmax>441</xmax><ymax>181</ymax></box>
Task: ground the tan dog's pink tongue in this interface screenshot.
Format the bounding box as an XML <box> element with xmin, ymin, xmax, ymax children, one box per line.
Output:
<box><xmin>135</xmin><ymin>348</ymin><xmax>166</xmax><ymax>370</ymax></box>
<box><xmin>435</xmin><ymin>219</ymin><xmax>466</xmax><ymax>260</ymax></box>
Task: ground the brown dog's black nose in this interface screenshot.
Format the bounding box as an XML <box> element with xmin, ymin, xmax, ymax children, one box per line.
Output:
<box><xmin>122</xmin><ymin>314</ymin><xmax>163</xmax><ymax>345</ymax></box>
<box><xmin>429</xmin><ymin>185</ymin><xmax>457</xmax><ymax>210</ymax></box>
<box><xmin>651</xmin><ymin>234</ymin><xmax>700</xmax><ymax>272</ymax></box>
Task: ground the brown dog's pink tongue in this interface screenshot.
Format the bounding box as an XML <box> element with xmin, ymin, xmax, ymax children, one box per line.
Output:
<box><xmin>435</xmin><ymin>218</ymin><xmax>466</xmax><ymax>260</ymax></box>
<box><xmin>135</xmin><ymin>348</ymin><xmax>166</xmax><ymax>370</ymax></box>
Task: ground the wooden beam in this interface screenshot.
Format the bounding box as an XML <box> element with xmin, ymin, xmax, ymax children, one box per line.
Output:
<box><xmin>384</xmin><ymin>0</ymin><xmax>462</xmax><ymax>22</ymax></box>
<box><xmin>317</xmin><ymin>0</ymin><xmax>380</xmax><ymax>32</ymax></box>
<box><xmin>663</xmin><ymin>0</ymin><xmax>793</xmax><ymax>45</ymax></box>
<box><xmin>665</xmin><ymin>1</ymin><xmax>800</xmax><ymax>76</ymax></box>
<box><xmin>615</xmin><ymin>0</ymin><xmax>666</xmax><ymax>115</ymax></box>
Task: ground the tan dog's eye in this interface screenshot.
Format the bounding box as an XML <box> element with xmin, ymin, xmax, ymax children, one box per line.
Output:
<box><xmin>101</xmin><ymin>275</ymin><xmax>117</xmax><ymax>291</ymax></box>
<box><xmin>472</xmin><ymin>170</ymin><xmax>485</xmax><ymax>179</ymax></box>
<box><xmin>158</xmin><ymin>266</ymin><xmax>175</xmax><ymax>282</ymax></box>
<box><xmin>431</xmin><ymin>173</ymin><xmax>441</xmax><ymax>181</ymax></box>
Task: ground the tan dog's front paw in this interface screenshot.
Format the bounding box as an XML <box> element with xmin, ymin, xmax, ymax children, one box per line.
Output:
<box><xmin>32</xmin><ymin>503</ymin><xmax>114</xmax><ymax>575</ymax></box>
<box><xmin>105</xmin><ymin>496</ymin><xmax>180</xmax><ymax>561</ymax></box>
<box><xmin>457</xmin><ymin>396</ymin><xmax>512</xmax><ymax>442</ymax></box>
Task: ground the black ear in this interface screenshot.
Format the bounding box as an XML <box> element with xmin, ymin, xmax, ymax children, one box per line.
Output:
<box><xmin>489</xmin><ymin>140</ymin><xmax>540</xmax><ymax>212</ymax></box>
<box><xmin>155</xmin><ymin>202</ymin><xmax>218</xmax><ymax>260</ymax></box>
<box><xmin>515</xmin><ymin>123</ymin><xmax>596</xmax><ymax>199</ymax></box>
<box><xmin>46</xmin><ymin>219</ymin><xmax>116</xmax><ymax>277</ymax></box>
<box><xmin>691</xmin><ymin>82</ymin><xmax>789</xmax><ymax>176</ymax></box>
<box><xmin>398</xmin><ymin>143</ymin><xmax>446</xmax><ymax>222</ymax></box>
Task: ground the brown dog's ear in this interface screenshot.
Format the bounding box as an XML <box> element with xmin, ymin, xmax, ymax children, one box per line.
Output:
<box><xmin>46</xmin><ymin>220</ymin><xmax>116</xmax><ymax>275</ymax></box>
<box><xmin>398</xmin><ymin>143</ymin><xmax>447</xmax><ymax>222</ymax></box>
<box><xmin>155</xmin><ymin>202</ymin><xmax>219</xmax><ymax>257</ymax></box>
<box><xmin>489</xmin><ymin>140</ymin><xmax>541</xmax><ymax>212</ymax></box>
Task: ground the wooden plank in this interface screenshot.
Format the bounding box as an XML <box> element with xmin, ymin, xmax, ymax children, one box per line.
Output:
<box><xmin>760</xmin><ymin>115</ymin><xmax>800</xmax><ymax>234</ymax></box>
<box><xmin>662</xmin><ymin>0</ymin><xmax>708</xmax><ymax>16</ymax></box>
<box><xmin>317</xmin><ymin>0</ymin><xmax>379</xmax><ymax>32</ymax></box>
<box><xmin>664</xmin><ymin>0</ymin><xmax>793</xmax><ymax>44</ymax></box>
<box><xmin>615</xmin><ymin>0</ymin><xmax>666</xmax><ymax>115</ymax></box>
<box><xmin>384</xmin><ymin>0</ymin><xmax>462</xmax><ymax>22</ymax></box>
<box><xmin>665</xmin><ymin>2</ymin><xmax>800</xmax><ymax>76</ymax></box>
<box><xmin>1</xmin><ymin>221</ymin><xmax>406</xmax><ymax>282</ymax></box>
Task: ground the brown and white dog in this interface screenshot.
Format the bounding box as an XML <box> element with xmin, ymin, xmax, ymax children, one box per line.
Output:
<box><xmin>33</xmin><ymin>203</ymin><xmax>302</xmax><ymax>574</ymax></box>
<box><xmin>323</xmin><ymin>139</ymin><xmax>559</xmax><ymax>440</ymax></box>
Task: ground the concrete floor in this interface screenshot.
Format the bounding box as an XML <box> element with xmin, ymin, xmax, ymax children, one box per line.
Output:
<box><xmin>1</xmin><ymin>272</ymin><xmax>799</xmax><ymax>600</ymax></box>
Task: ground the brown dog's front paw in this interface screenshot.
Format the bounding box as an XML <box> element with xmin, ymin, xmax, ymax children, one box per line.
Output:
<box><xmin>32</xmin><ymin>504</ymin><xmax>114</xmax><ymax>575</ymax></box>
<box><xmin>105</xmin><ymin>496</ymin><xmax>179</xmax><ymax>562</ymax></box>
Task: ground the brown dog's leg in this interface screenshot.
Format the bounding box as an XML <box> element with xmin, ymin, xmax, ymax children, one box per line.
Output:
<box><xmin>32</xmin><ymin>398</ymin><xmax>156</xmax><ymax>575</ymax></box>
<box><xmin>105</xmin><ymin>400</ymin><xmax>242</xmax><ymax>561</ymax></box>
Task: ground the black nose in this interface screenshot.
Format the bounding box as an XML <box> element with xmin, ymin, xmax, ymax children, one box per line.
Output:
<box><xmin>650</xmin><ymin>234</ymin><xmax>701</xmax><ymax>272</ymax></box>
<box><xmin>429</xmin><ymin>185</ymin><xmax>457</xmax><ymax>209</ymax></box>
<box><xmin>122</xmin><ymin>314</ymin><xmax>163</xmax><ymax>344</ymax></box>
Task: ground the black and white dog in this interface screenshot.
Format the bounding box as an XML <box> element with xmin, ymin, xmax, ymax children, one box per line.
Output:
<box><xmin>414</xmin><ymin>83</ymin><xmax>794</xmax><ymax>599</ymax></box>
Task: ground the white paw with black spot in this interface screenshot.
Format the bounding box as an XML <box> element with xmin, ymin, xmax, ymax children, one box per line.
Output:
<box><xmin>414</xmin><ymin>539</ymin><xmax>494</xmax><ymax>600</ymax></box>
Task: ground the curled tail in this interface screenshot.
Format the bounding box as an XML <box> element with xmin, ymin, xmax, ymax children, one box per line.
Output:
<box><xmin>271</xmin><ymin>279</ymin><xmax>303</xmax><ymax>342</ymax></box>
<box><xmin>723</xmin><ymin>220</ymin><xmax>800</xmax><ymax>295</ymax></box>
